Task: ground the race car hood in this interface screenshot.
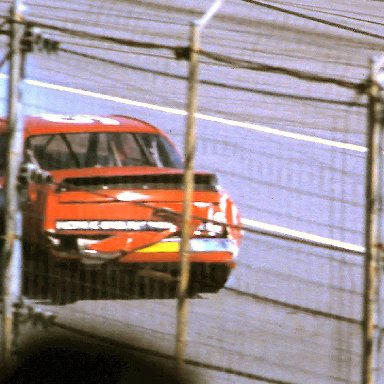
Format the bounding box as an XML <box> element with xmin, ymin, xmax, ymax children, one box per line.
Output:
<box><xmin>29</xmin><ymin>167</ymin><xmax>240</xmax><ymax>265</ymax></box>
<box><xmin>43</xmin><ymin>167</ymin><xmax>225</xmax><ymax>234</ymax></box>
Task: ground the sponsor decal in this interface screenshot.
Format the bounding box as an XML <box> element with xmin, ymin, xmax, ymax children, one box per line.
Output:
<box><xmin>56</xmin><ymin>220</ymin><xmax>176</xmax><ymax>232</ymax></box>
<box><xmin>40</xmin><ymin>114</ymin><xmax>120</xmax><ymax>125</ymax></box>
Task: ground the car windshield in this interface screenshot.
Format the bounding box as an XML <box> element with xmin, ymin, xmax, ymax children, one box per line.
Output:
<box><xmin>25</xmin><ymin>132</ymin><xmax>183</xmax><ymax>171</ymax></box>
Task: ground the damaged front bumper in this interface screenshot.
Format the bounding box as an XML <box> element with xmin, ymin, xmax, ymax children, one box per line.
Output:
<box><xmin>47</xmin><ymin>236</ymin><xmax>238</xmax><ymax>266</ymax></box>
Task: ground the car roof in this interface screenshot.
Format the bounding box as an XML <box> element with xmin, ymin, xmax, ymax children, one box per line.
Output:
<box><xmin>0</xmin><ymin>115</ymin><xmax>162</xmax><ymax>136</ymax></box>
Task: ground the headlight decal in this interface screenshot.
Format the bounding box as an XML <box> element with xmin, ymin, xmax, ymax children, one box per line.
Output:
<box><xmin>138</xmin><ymin>238</ymin><xmax>237</xmax><ymax>254</ymax></box>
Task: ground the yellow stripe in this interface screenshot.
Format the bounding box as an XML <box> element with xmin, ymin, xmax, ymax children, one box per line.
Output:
<box><xmin>138</xmin><ymin>242</ymin><xmax>180</xmax><ymax>253</ymax></box>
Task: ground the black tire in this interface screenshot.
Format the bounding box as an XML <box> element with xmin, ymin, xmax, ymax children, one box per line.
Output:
<box><xmin>189</xmin><ymin>263</ymin><xmax>231</xmax><ymax>294</ymax></box>
<box><xmin>22</xmin><ymin>243</ymin><xmax>50</xmax><ymax>300</ymax></box>
<box><xmin>48</xmin><ymin>260</ymin><xmax>81</xmax><ymax>305</ymax></box>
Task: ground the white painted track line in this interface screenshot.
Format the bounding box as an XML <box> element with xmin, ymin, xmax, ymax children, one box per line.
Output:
<box><xmin>242</xmin><ymin>218</ymin><xmax>364</xmax><ymax>254</ymax></box>
<box><xmin>24</xmin><ymin>78</ymin><xmax>367</xmax><ymax>153</ymax></box>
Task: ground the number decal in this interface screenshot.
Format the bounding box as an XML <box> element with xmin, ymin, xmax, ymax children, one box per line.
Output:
<box><xmin>40</xmin><ymin>114</ymin><xmax>120</xmax><ymax>125</ymax></box>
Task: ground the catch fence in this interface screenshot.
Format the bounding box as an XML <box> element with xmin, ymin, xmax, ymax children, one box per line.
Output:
<box><xmin>0</xmin><ymin>1</ymin><xmax>384</xmax><ymax>383</ymax></box>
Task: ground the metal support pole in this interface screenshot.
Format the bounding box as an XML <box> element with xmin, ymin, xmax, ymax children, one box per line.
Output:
<box><xmin>175</xmin><ymin>19</ymin><xmax>199</xmax><ymax>377</ymax></box>
<box><xmin>362</xmin><ymin>57</ymin><xmax>384</xmax><ymax>384</ymax></box>
<box><xmin>2</xmin><ymin>0</ymin><xmax>24</xmax><ymax>362</ymax></box>
<box><xmin>175</xmin><ymin>0</ymin><xmax>224</xmax><ymax>377</ymax></box>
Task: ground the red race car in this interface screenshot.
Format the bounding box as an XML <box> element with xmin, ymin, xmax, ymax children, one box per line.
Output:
<box><xmin>1</xmin><ymin>114</ymin><xmax>242</xmax><ymax>301</ymax></box>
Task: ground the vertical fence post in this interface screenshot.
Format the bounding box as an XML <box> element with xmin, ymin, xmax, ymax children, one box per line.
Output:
<box><xmin>362</xmin><ymin>56</ymin><xmax>384</xmax><ymax>384</ymax></box>
<box><xmin>175</xmin><ymin>19</ymin><xmax>199</xmax><ymax>378</ymax></box>
<box><xmin>175</xmin><ymin>0</ymin><xmax>224</xmax><ymax>377</ymax></box>
<box><xmin>2</xmin><ymin>0</ymin><xmax>24</xmax><ymax>362</ymax></box>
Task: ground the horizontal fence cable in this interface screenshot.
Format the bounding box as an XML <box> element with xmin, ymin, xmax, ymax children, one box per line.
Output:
<box><xmin>19</xmin><ymin>18</ymin><xmax>180</xmax><ymax>52</ymax></box>
<box><xmin>271</xmin><ymin>3</ymin><xmax>384</xmax><ymax>27</ymax></box>
<box><xmin>241</xmin><ymin>0</ymin><xmax>384</xmax><ymax>42</ymax></box>
<box><xmin>59</xmin><ymin>47</ymin><xmax>366</xmax><ymax>108</ymax></box>
<box><xmin>199</xmin><ymin>50</ymin><xmax>367</xmax><ymax>91</ymax></box>
<box><xmin>225</xmin><ymin>287</ymin><xmax>362</xmax><ymax>324</ymax></box>
<box><xmin>10</xmin><ymin>18</ymin><xmax>369</xmax><ymax>94</ymax></box>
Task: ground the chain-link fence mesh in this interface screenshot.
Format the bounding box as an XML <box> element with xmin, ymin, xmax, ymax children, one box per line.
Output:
<box><xmin>1</xmin><ymin>0</ymin><xmax>384</xmax><ymax>383</ymax></box>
